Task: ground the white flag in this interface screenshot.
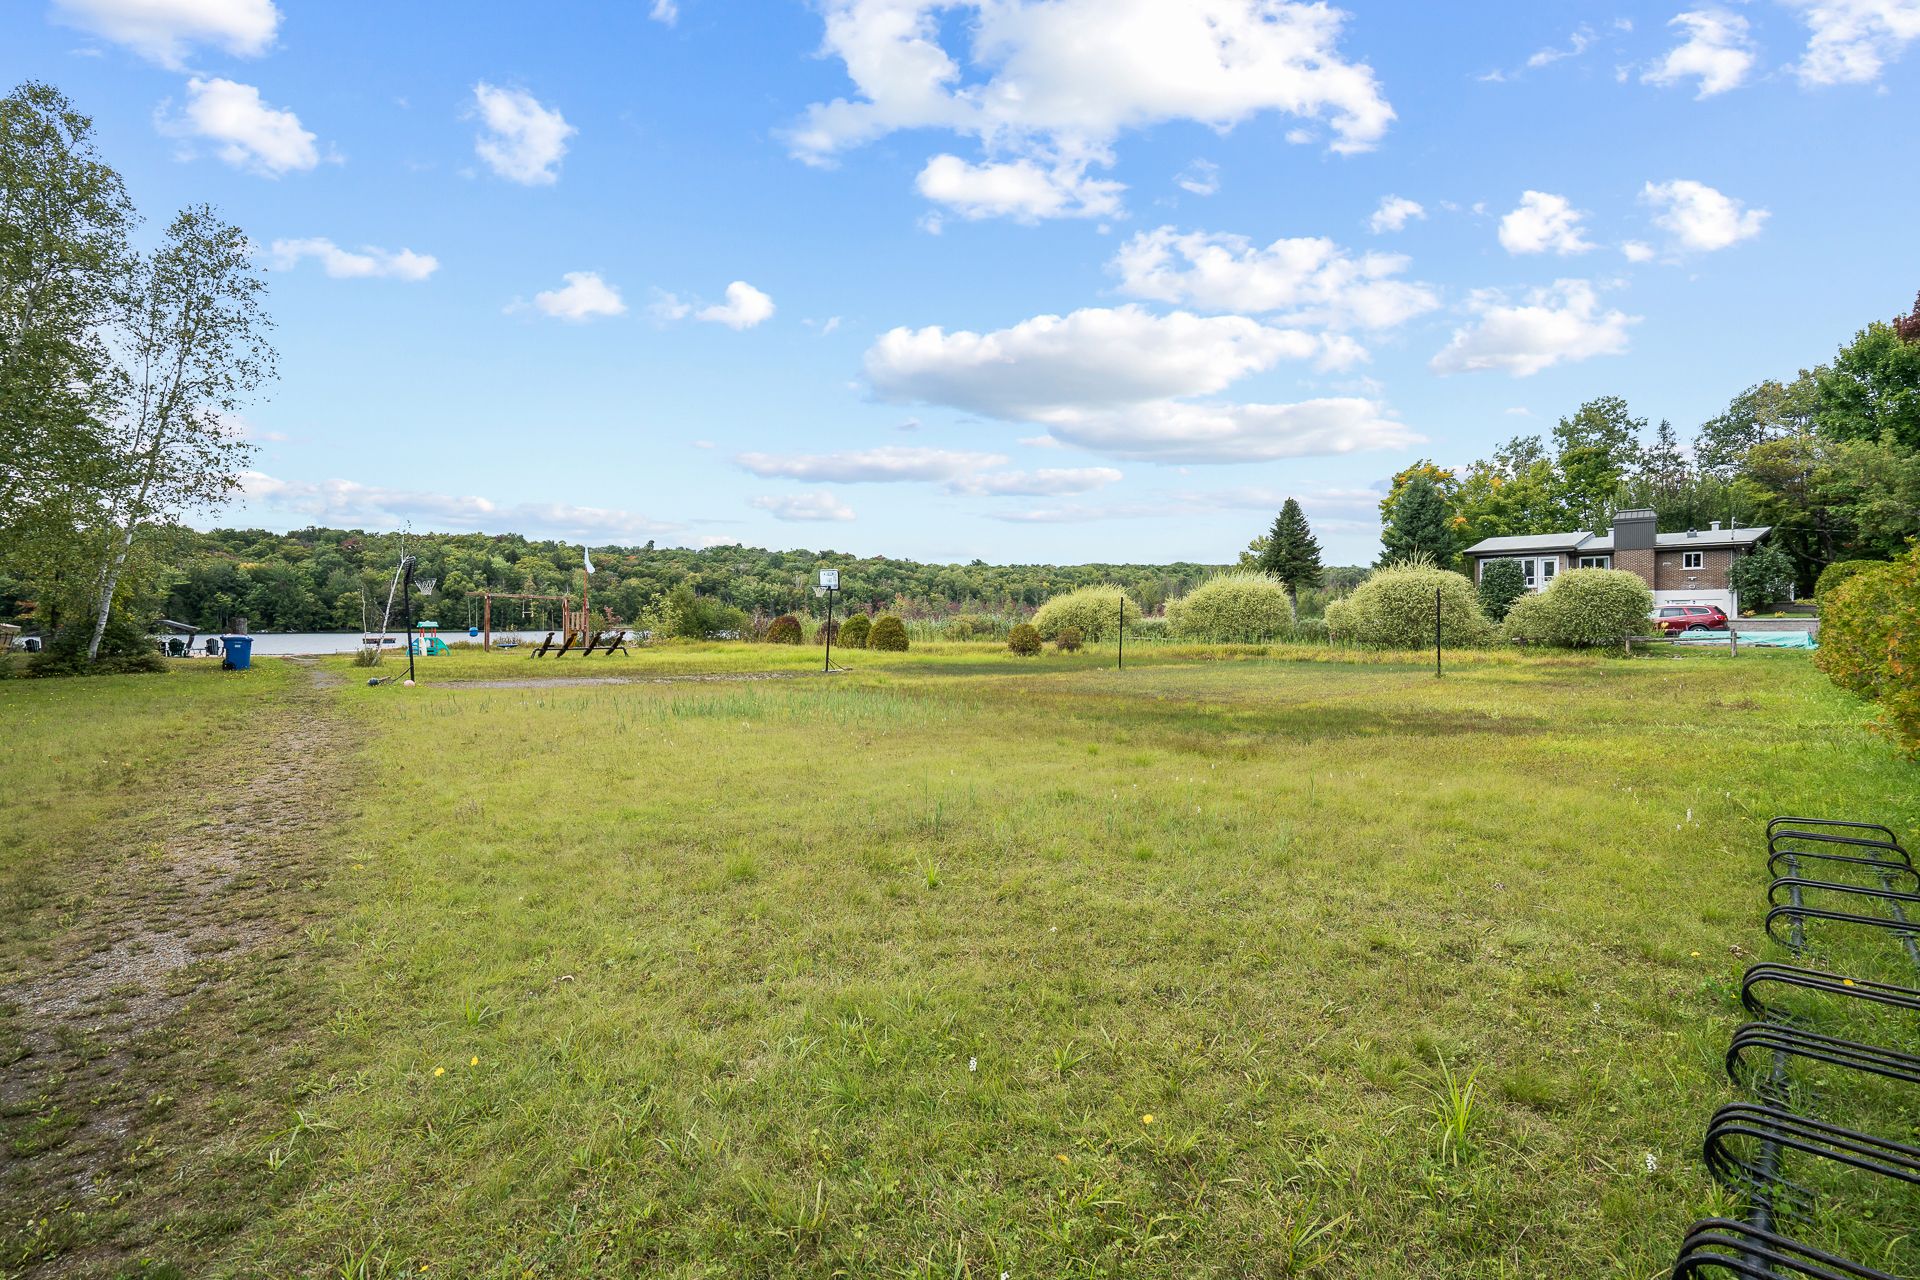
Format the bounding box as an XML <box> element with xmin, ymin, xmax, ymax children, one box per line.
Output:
<box><xmin>583</xmin><ymin>546</ymin><xmax>595</xmax><ymax>574</ymax></box>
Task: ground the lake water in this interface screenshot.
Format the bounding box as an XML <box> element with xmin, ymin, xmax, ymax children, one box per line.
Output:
<box><xmin>171</xmin><ymin>630</ymin><xmax>558</xmax><ymax>656</ymax></box>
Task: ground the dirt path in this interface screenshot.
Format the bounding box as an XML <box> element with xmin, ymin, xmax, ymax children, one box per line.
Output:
<box><xmin>436</xmin><ymin>669</ymin><xmax>820</xmax><ymax>690</ymax></box>
<box><xmin>0</xmin><ymin>659</ymin><xmax>354</xmax><ymax>1277</ymax></box>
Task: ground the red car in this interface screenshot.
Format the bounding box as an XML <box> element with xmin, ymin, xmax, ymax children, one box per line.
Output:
<box><xmin>1654</xmin><ymin>604</ymin><xmax>1729</xmax><ymax>634</ymax></box>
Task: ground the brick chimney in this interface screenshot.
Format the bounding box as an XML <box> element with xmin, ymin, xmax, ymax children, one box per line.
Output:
<box><xmin>1611</xmin><ymin>508</ymin><xmax>1656</xmax><ymax>551</ymax></box>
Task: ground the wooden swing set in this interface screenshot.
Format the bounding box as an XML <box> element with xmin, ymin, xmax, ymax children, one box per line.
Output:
<box><xmin>480</xmin><ymin>590</ymin><xmax>628</xmax><ymax>658</ymax></box>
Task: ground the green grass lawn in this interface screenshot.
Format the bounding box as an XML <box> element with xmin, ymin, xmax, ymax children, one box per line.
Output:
<box><xmin>4</xmin><ymin>646</ymin><xmax>1917</xmax><ymax>1278</ymax></box>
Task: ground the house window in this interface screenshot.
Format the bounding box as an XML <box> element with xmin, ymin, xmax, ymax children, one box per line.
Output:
<box><xmin>1577</xmin><ymin>555</ymin><xmax>1611</xmax><ymax>569</ymax></box>
<box><xmin>1518</xmin><ymin>556</ymin><xmax>1558</xmax><ymax>589</ymax></box>
<box><xmin>1683</xmin><ymin>551</ymin><xmax>1704</xmax><ymax>570</ymax></box>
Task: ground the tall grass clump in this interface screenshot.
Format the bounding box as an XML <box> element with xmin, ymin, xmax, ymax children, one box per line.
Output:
<box><xmin>1165</xmin><ymin>571</ymin><xmax>1294</xmax><ymax>643</ymax></box>
<box><xmin>1325</xmin><ymin>559</ymin><xmax>1494</xmax><ymax>649</ymax></box>
<box><xmin>1031</xmin><ymin>585</ymin><xmax>1139</xmax><ymax>641</ymax></box>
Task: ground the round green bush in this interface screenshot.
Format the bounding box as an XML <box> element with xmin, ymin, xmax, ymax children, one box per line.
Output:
<box><xmin>1325</xmin><ymin>563</ymin><xmax>1494</xmax><ymax>649</ymax></box>
<box><xmin>868</xmin><ymin>614</ymin><xmax>909</xmax><ymax>651</ymax></box>
<box><xmin>1538</xmin><ymin>568</ymin><xmax>1654</xmax><ymax>647</ymax></box>
<box><xmin>28</xmin><ymin>615</ymin><xmax>168</xmax><ymax>677</ymax></box>
<box><xmin>1499</xmin><ymin>591</ymin><xmax>1554</xmax><ymax>645</ymax></box>
<box><xmin>1815</xmin><ymin>548</ymin><xmax>1919</xmax><ymax>759</ymax></box>
<box><xmin>816</xmin><ymin>619</ymin><xmax>839</xmax><ymax>646</ymax></box>
<box><xmin>764</xmin><ymin>614</ymin><xmax>802</xmax><ymax>644</ymax></box>
<box><xmin>1031</xmin><ymin>585</ymin><xmax>1139</xmax><ymax>641</ymax></box>
<box><xmin>1165</xmin><ymin>571</ymin><xmax>1292</xmax><ymax>642</ymax></box>
<box><xmin>1815</xmin><ymin>559</ymin><xmax>1881</xmax><ymax>604</ymax></box>
<box><xmin>1815</xmin><ymin>560</ymin><xmax>1901</xmax><ymax>698</ymax></box>
<box><xmin>1055</xmin><ymin>626</ymin><xmax>1084</xmax><ymax>653</ymax></box>
<box><xmin>837</xmin><ymin>614</ymin><xmax>871</xmax><ymax>648</ymax></box>
<box><xmin>1008</xmin><ymin>622</ymin><xmax>1042</xmax><ymax>656</ymax></box>
<box><xmin>946</xmin><ymin>613</ymin><xmax>999</xmax><ymax>640</ymax></box>
<box><xmin>1476</xmin><ymin>558</ymin><xmax>1527</xmax><ymax>622</ymax></box>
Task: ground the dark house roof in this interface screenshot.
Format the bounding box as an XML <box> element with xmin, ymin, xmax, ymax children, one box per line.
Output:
<box><xmin>1463</xmin><ymin>525</ymin><xmax>1770</xmax><ymax>557</ymax></box>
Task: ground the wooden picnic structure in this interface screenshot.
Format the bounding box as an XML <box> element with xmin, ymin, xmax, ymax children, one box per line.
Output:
<box><xmin>481</xmin><ymin>571</ymin><xmax>630</xmax><ymax>658</ymax></box>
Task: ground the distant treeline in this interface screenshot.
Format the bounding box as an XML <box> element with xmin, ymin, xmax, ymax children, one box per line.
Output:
<box><xmin>0</xmin><ymin>526</ymin><xmax>1313</xmax><ymax>633</ymax></box>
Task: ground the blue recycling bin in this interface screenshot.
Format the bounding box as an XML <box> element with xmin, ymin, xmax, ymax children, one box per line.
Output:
<box><xmin>220</xmin><ymin>635</ymin><xmax>253</xmax><ymax>670</ymax></box>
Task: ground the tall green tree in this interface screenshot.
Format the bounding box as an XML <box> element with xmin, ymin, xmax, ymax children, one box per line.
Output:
<box><xmin>0</xmin><ymin>81</ymin><xmax>134</xmax><ymax>631</ymax></box>
<box><xmin>1554</xmin><ymin>395</ymin><xmax>1646</xmax><ymax>529</ymax></box>
<box><xmin>1378</xmin><ymin>472</ymin><xmax>1456</xmax><ymax>567</ymax></box>
<box><xmin>85</xmin><ymin>205</ymin><xmax>273</xmax><ymax>659</ymax></box>
<box><xmin>1694</xmin><ymin>378</ymin><xmax>1818</xmax><ymax>479</ymax></box>
<box><xmin>1815</xmin><ymin>313</ymin><xmax>1920</xmax><ymax>452</ymax></box>
<box><xmin>1256</xmin><ymin>498</ymin><xmax>1323</xmax><ymax>615</ymax></box>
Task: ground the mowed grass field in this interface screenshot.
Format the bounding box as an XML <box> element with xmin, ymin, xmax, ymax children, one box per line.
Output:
<box><xmin>4</xmin><ymin>643</ymin><xmax>1918</xmax><ymax>1278</ymax></box>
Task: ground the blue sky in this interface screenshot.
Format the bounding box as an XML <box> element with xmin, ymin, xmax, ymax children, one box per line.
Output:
<box><xmin>6</xmin><ymin>0</ymin><xmax>1918</xmax><ymax>565</ymax></box>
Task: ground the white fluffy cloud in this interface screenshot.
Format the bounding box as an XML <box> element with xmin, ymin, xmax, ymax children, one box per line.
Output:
<box><xmin>653</xmin><ymin>281</ymin><xmax>777</xmax><ymax>329</ymax></box>
<box><xmin>472</xmin><ymin>83</ymin><xmax>574</xmax><ymax>185</ymax></box>
<box><xmin>165</xmin><ymin>77</ymin><xmax>318</xmax><ymax>176</ymax></box>
<box><xmin>1176</xmin><ymin>159</ymin><xmax>1220</xmax><ymax>196</ymax></box>
<box><xmin>863</xmin><ymin>304</ymin><xmax>1413</xmax><ymax>462</ymax></box>
<box><xmin>1526</xmin><ymin>25</ymin><xmax>1596</xmax><ymax>69</ymax></box>
<box><xmin>736</xmin><ymin>446</ymin><xmax>1009</xmax><ymax>483</ymax></box>
<box><xmin>1643</xmin><ymin>9</ymin><xmax>1758</xmax><ymax>97</ymax></box>
<box><xmin>1368</xmin><ymin>195</ymin><xmax>1425</xmax><ymax>233</ymax></box>
<box><xmin>1642</xmin><ymin>179</ymin><xmax>1768</xmax><ymax>250</ymax></box>
<box><xmin>1112</xmin><ymin>227</ymin><xmax>1439</xmax><ymax>330</ymax></box>
<box><xmin>649</xmin><ymin>0</ymin><xmax>678</xmax><ymax>24</ymax></box>
<box><xmin>697</xmin><ymin>281</ymin><xmax>775</xmax><ymax>329</ymax></box>
<box><xmin>1497</xmin><ymin>191</ymin><xmax>1596</xmax><ymax>255</ymax></box>
<box><xmin>950</xmin><ymin>467</ymin><xmax>1123</xmax><ymax>496</ymax></box>
<box><xmin>1784</xmin><ymin>0</ymin><xmax>1920</xmax><ymax>84</ymax></box>
<box><xmin>788</xmin><ymin>0</ymin><xmax>1393</xmax><ymax>219</ymax></box>
<box><xmin>868</xmin><ymin>306</ymin><xmax>1338</xmax><ymax>418</ymax></box>
<box><xmin>53</xmin><ymin>0</ymin><xmax>278</xmax><ymax>67</ymax></box>
<box><xmin>266</xmin><ymin>238</ymin><xmax>438</xmax><ymax>281</ymax></box>
<box><xmin>1034</xmin><ymin>399</ymin><xmax>1414</xmax><ymax>463</ymax></box>
<box><xmin>533</xmin><ymin>272</ymin><xmax>626</xmax><ymax>321</ymax></box>
<box><xmin>916</xmin><ymin>154</ymin><xmax>1124</xmax><ymax>221</ymax></box>
<box><xmin>1430</xmin><ymin>279</ymin><xmax>1637</xmax><ymax>377</ymax></box>
<box><xmin>751</xmin><ymin>492</ymin><xmax>856</xmax><ymax>522</ymax></box>
<box><xmin>239</xmin><ymin>472</ymin><xmax>680</xmax><ymax>539</ymax></box>
<box><xmin>1622</xmin><ymin>240</ymin><xmax>1657</xmax><ymax>263</ymax></box>
<box><xmin>735</xmin><ymin>447</ymin><xmax>1121</xmax><ymax>496</ymax></box>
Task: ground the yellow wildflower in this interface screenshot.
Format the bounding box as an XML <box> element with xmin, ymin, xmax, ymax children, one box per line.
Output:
<box><xmin>470</xmin><ymin>1056</ymin><xmax>479</xmax><ymax>1067</ymax></box>
<box><xmin>1141</xmin><ymin>1114</ymin><xmax>1154</xmax><ymax>1125</ymax></box>
<box><xmin>1055</xmin><ymin>1154</ymin><xmax>1070</xmax><ymax>1164</ymax></box>
<box><xmin>434</xmin><ymin>1066</ymin><xmax>445</xmax><ymax>1077</ymax></box>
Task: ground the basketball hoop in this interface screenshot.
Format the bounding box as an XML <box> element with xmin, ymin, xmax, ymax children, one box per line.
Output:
<box><xmin>415</xmin><ymin>576</ymin><xmax>437</xmax><ymax>597</ymax></box>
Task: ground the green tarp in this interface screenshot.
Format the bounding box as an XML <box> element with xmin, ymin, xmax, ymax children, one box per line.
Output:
<box><xmin>1672</xmin><ymin>629</ymin><xmax>1818</xmax><ymax>649</ymax></box>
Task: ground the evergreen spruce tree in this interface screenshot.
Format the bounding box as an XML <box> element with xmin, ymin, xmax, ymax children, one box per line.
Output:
<box><xmin>1256</xmin><ymin>498</ymin><xmax>1323</xmax><ymax>615</ymax></box>
<box><xmin>1378</xmin><ymin>473</ymin><xmax>1456</xmax><ymax>566</ymax></box>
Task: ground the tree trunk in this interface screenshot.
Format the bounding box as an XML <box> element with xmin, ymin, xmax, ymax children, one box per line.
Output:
<box><xmin>87</xmin><ymin>418</ymin><xmax>164</xmax><ymax>662</ymax></box>
<box><xmin>86</xmin><ymin>517</ymin><xmax>138</xmax><ymax>660</ymax></box>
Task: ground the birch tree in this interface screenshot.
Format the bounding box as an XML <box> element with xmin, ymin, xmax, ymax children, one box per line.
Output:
<box><xmin>87</xmin><ymin>205</ymin><xmax>272</xmax><ymax>659</ymax></box>
<box><xmin>0</xmin><ymin>81</ymin><xmax>133</xmax><ymax>623</ymax></box>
